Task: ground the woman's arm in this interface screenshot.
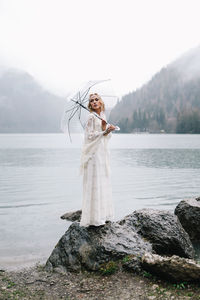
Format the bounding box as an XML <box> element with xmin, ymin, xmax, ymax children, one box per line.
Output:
<box><xmin>102</xmin><ymin>117</ymin><xmax>116</xmax><ymax>136</ymax></box>
<box><xmin>85</xmin><ymin>114</ymin><xmax>107</xmax><ymax>141</ymax></box>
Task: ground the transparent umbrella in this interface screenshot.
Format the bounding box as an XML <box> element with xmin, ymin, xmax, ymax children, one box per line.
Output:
<box><xmin>60</xmin><ymin>79</ymin><xmax>120</xmax><ymax>142</ymax></box>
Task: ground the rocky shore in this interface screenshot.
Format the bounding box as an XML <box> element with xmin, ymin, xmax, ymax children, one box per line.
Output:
<box><xmin>1</xmin><ymin>197</ymin><xmax>200</xmax><ymax>300</ymax></box>
<box><xmin>47</xmin><ymin>198</ymin><xmax>200</xmax><ymax>283</ymax></box>
<box><xmin>1</xmin><ymin>262</ymin><xmax>200</xmax><ymax>300</ymax></box>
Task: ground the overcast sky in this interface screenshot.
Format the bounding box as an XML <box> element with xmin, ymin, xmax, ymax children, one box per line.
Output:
<box><xmin>0</xmin><ymin>0</ymin><xmax>200</xmax><ymax>103</ymax></box>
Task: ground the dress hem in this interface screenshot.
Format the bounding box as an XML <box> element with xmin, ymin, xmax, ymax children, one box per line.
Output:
<box><xmin>80</xmin><ymin>218</ymin><xmax>114</xmax><ymax>228</ymax></box>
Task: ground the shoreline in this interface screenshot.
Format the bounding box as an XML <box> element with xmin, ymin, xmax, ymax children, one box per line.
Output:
<box><xmin>1</xmin><ymin>262</ymin><xmax>200</xmax><ymax>300</ymax></box>
<box><xmin>0</xmin><ymin>256</ymin><xmax>47</xmax><ymax>273</ymax></box>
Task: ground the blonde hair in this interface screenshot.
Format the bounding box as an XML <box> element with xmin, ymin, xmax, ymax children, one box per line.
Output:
<box><xmin>88</xmin><ymin>93</ymin><xmax>105</xmax><ymax>112</ymax></box>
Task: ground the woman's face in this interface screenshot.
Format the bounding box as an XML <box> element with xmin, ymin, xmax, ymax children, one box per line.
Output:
<box><xmin>89</xmin><ymin>95</ymin><xmax>101</xmax><ymax>111</ymax></box>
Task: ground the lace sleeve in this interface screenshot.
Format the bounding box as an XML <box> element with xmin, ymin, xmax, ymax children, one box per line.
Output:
<box><xmin>85</xmin><ymin>113</ymin><xmax>106</xmax><ymax>141</ymax></box>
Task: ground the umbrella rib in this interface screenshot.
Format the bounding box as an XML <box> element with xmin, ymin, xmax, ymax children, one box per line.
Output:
<box><xmin>64</xmin><ymin>99</ymin><xmax>80</xmax><ymax>113</ymax></box>
<box><xmin>80</xmin><ymin>80</ymin><xmax>110</xmax><ymax>104</ymax></box>
<box><xmin>77</xmin><ymin>93</ymin><xmax>85</xmax><ymax>128</ymax></box>
<box><xmin>67</xmin><ymin>105</ymin><xmax>80</xmax><ymax>142</ymax></box>
<box><xmin>65</xmin><ymin>105</ymin><xmax>78</xmax><ymax>113</ymax></box>
<box><xmin>80</xmin><ymin>87</ymin><xmax>90</xmax><ymax>104</ymax></box>
<box><xmin>78</xmin><ymin>106</ymin><xmax>85</xmax><ymax>129</ymax></box>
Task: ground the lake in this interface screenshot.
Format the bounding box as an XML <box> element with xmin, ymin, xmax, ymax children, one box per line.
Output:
<box><xmin>0</xmin><ymin>133</ymin><xmax>200</xmax><ymax>270</ymax></box>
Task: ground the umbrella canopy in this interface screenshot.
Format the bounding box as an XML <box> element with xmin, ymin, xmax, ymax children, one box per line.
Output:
<box><xmin>60</xmin><ymin>79</ymin><xmax>119</xmax><ymax>141</ymax></box>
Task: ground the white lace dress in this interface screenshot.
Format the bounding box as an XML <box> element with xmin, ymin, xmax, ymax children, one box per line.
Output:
<box><xmin>79</xmin><ymin>110</ymin><xmax>114</xmax><ymax>227</ymax></box>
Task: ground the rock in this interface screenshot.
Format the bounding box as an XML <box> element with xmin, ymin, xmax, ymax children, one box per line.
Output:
<box><xmin>151</xmin><ymin>284</ymin><xmax>159</xmax><ymax>290</ymax></box>
<box><xmin>119</xmin><ymin>209</ymin><xmax>194</xmax><ymax>258</ymax></box>
<box><xmin>47</xmin><ymin>206</ymin><xmax>196</xmax><ymax>275</ymax></box>
<box><xmin>122</xmin><ymin>256</ymin><xmax>143</xmax><ymax>273</ymax></box>
<box><xmin>45</xmin><ymin>221</ymin><xmax>152</xmax><ymax>272</ymax></box>
<box><xmin>142</xmin><ymin>252</ymin><xmax>200</xmax><ymax>282</ymax></box>
<box><xmin>175</xmin><ymin>198</ymin><xmax>200</xmax><ymax>241</ymax></box>
<box><xmin>60</xmin><ymin>210</ymin><xmax>82</xmax><ymax>222</ymax></box>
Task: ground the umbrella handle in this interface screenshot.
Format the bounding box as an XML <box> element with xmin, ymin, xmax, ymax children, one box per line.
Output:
<box><xmin>107</xmin><ymin>123</ymin><xmax>120</xmax><ymax>131</ymax></box>
<box><xmin>114</xmin><ymin>125</ymin><xmax>120</xmax><ymax>131</ymax></box>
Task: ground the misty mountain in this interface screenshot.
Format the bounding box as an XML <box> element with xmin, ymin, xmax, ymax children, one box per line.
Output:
<box><xmin>109</xmin><ymin>46</ymin><xmax>200</xmax><ymax>133</ymax></box>
<box><xmin>0</xmin><ymin>68</ymin><xmax>114</xmax><ymax>133</ymax></box>
<box><xmin>0</xmin><ymin>68</ymin><xmax>67</xmax><ymax>133</ymax></box>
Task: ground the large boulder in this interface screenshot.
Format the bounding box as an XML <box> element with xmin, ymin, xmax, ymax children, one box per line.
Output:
<box><xmin>142</xmin><ymin>252</ymin><xmax>200</xmax><ymax>282</ymax></box>
<box><xmin>175</xmin><ymin>198</ymin><xmax>200</xmax><ymax>242</ymax></box>
<box><xmin>45</xmin><ymin>221</ymin><xmax>152</xmax><ymax>272</ymax></box>
<box><xmin>119</xmin><ymin>209</ymin><xmax>194</xmax><ymax>259</ymax></box>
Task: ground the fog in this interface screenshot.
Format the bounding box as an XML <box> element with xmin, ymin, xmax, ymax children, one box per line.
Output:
<box><xmin>0</xmin><ymin>0</ymin><xmax>200</xmax><ymax>98</ymax></box>
<box><xmin>171</xmin><ymin>46</ymin><xmax>200</xmax><ymax>81</ymax></box>
<box><xmin>1</xmin><ymin>0</ymin><xmax>200</xmax><ymax>133</ymax></box>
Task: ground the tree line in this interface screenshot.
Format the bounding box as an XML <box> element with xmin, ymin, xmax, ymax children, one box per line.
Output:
<box><xmin>118</xmin><ymin>108</ymin><xmax>200</xmax><ymax>133</ymax></box>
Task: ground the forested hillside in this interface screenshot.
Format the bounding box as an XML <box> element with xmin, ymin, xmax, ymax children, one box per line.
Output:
<box><xmin>109</xmin><ymin>46</ymin><xmax>200</xmax><ymax>133</ymax></box>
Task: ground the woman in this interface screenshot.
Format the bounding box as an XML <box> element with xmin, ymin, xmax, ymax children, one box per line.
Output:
<box><xmin>79</xmin><ymin>93</ymin><xmax>116</xmax><ymax>227</ymax></box>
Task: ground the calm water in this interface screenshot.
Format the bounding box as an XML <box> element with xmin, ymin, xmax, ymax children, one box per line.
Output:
<box><xmin>0</xmin><ymin>133</ymin><xmax>200</xmax><ymax>270</ymax></box>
